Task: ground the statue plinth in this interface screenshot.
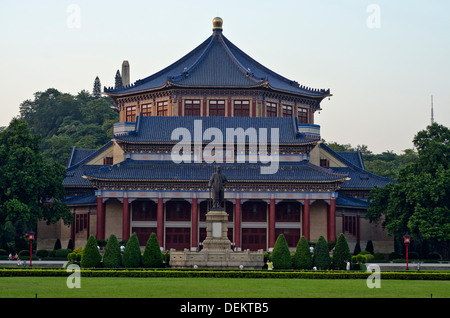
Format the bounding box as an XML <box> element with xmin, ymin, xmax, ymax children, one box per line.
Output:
<box><xmin>202</xmin><ymin>209</ymin><xmax>231</xmax><ymax>251</ymax></box>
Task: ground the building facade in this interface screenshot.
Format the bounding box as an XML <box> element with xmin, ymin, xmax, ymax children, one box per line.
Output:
<box><xmin>37</xmin><ymin>18</ymin><xmax>394</xmax><ymax>254</ymax></box>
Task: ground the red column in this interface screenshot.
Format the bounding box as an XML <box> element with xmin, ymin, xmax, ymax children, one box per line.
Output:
<box><xmin>329</xmin><ymin>198</ymin><xmax>336</xmax><ymax>241</ymax></box>
<box><xmin>302</xmin><ymin>199</ymin><xmax>310</xmax><ymax>241</ymax></box>
<box><xmin>234</xmin><ymin>198</ymin><xmax>241</xmax><ymax>250</ymax></box>
<box><xmin>122</xmin><ymin>197</ymin><xmax>130</xmax><ymax>241</ymax></box>
<box><xmin>157</xmin><ymin>197</ymin><xmax>164</xmax><ymax>247</ymax></box>
<box><xmin>96</xmin><ymin>196</ymin><xmax>105</xmax><ymax>240</ymax></box>
<box><xmin>356</xmin><ymin>215</ymin><xmax>360</xmax><ymax>243</ymax></box>
<box><xmin>191</xmin><ymin>198</ymin><xmax>198</xmax><ymax>250</ymax></box>
<box><xmin>269</xmin><ymin>198</ymin><xmax>276</xmax><ymax>249</ymax></box>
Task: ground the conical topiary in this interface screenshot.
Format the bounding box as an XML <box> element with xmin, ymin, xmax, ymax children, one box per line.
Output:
<box><xmin>142</xmin><ymin>232</ymin><xmax>163</xmax><ymax>268</ymax></box>
<box><xmin>293</xmin><ymin>236</ymin><xmax>312</xmax><ymax>269</ymax></box>
<box><xmin>313</xmin><ymin>236</ymin><xmax>331</xmax><ymax>270</ymax></box>
<box><xmin>122</xmin><ymin>233</ymin><xmax>142</xmax><ymax>268</ymax></box>
<box><xmin>333</xmin><ymin>233</ymin><xmax>351</xmax><ymax>270</ymax></box>
<box><xmin>271</xmin><ymin>234</ymin><xmax>292</xmax><ymax>269</ymax></box>
<box><xmin>102</xmin><ymin>234</ymin><xmax>122</xmax><ymax>268</ymax></box>
<box><xmin>80</xmin><ymin>235</ymin><xmax>101</xmax><ymax>268</ymax></box>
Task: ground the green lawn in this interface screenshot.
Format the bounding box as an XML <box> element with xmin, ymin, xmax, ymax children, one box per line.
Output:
<box><xmin>0</xmin><ymin>277</ymin><xmax>448</xmax><ymax>298</ymax></box>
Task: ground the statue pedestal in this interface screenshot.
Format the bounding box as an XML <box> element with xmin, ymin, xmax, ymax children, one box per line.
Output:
<box><xmin>202</xmin><ymin>209</ymin><xmax>231</xmax><ymax>251</ymax></box>
<box><xmin>169</xmin><ymin>208</ymin><xmax>264</xmax><ymax>269</ymax></box>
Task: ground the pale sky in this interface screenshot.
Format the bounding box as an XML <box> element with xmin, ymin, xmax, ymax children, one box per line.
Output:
<box><xmin>1</xmin><ymin>0</ymin><xmax>449</xmax><ymax>154</ymax></box>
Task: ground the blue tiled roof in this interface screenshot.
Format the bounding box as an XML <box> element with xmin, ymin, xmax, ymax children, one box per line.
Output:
<box><xmin>336</xmin><ymin>194</ymin><xmax>370</xmax><ymax>208</ymax></box>
<box><xmin>62</xmin><ymin>192</ymin><xmax>97</xmax><ymax>205</ymax></box>
<box><xmin>63</xmin><ymin>141</ymin><xmax>114</xmax><ymax>187</ymax></box>
<box><xmin>115</xmin><ymin>116</ymin><xmax>319</xmax><ymax>145</ymax></box>
<box><xmin>336</xmin><ymin>151</ymin><xmax>365</xmax><ymax>170</ymax></box>
<box><xmin>83</xmin><ymin>159</ymin><xmax>348</xmax><ymax>183</ymax></box>
<box><xmin>104</xmin><ymin>29</ymin><xmax>330</xmax><ymax>98</ymax></box>
<box><xmin>320</xmin><ymin>143</ymin><xmax>393</xmax><ymax>190</ymax></box>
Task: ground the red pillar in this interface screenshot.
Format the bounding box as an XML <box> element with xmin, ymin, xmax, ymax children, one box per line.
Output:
<box><xmin>302</xmin><ymin>199</ymin><xmax>310</xmax><ymax>241</ymax></box>
<box><xmin>157</xmin><ymin>197</ymin><xmax>164</xmax><ymax>247</ymax></box>
<box><xmin>96</xmin><ymin>196</ymin><xmax>105</xmax><ymax>240</ymax></box>
<box><xmin>329</xmin><ymin>198</ymin><xmax>336</xmax><ymax>241</ymax></box>
<box><xmin>122</xmin><ymin>197</ymin><xmax>130</xmax><ymax>241</ymax></box>
<box><xmin>234</xmin><ymin>198</ymin><xmax>241</xmax><ymax>250</ymax></box>
<box><xmin>191</xmin><ymin>198</ymin><xmax>198</xmax><ymax>250</ymax></box>
<box><xmin>269</xmin><ymin>198</ymin><xmax>276</xmax><ymax>249</ymax></box>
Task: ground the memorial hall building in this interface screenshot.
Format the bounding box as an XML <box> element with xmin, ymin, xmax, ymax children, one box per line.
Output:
<box><xmin>37</xmin><ymin>18</ymin><xmax>394</xmax><ymax>254</ymax></box>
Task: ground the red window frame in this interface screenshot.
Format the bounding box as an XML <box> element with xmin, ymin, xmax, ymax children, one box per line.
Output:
<box><xmin>184</xmin><ymin>99</ymin><xmax>201</xmax><ymax>116</ymax></box>
<box><xmin>125</xmin><ymin>106</ymin><xmax>136</xmax><ymax>122</ymax></box>
<box><xmin>298</xmin><ymin>107</ymin><xmax>308</xmax><ymax>123</ymax></box>
<box><xmin>233</xmin><ymin>100</ymin><xmax>250</xmax><ymax>117</ymax></box>
<box><xmin>266</xmin><ymin>102</ymin><xmax>277</xmax><ymax>117</ymax></box>
<box><xmin>209</xmin><ymin>100</ymin><xmax>225</xmax><ymax>116</ymax></box>
<box><xmin>141</xmin><ymin>104</ymin><xmax>152</xmax><ymax>117</ymax></box>
<box><xmin>157</xmin><ymin>101</ymin><xmax>168</xmax><ymax>116</ymax></box>
<box><xmin>282</xmin><ymin>105</ymin><xmax>293</xmax><ymax>117</ymax></box>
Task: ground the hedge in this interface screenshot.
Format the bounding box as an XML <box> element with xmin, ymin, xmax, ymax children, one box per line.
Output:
<box><xmin>0</xmin><ymin>268</ymin><xmax>449</xmax><ymax>280</ymax></box>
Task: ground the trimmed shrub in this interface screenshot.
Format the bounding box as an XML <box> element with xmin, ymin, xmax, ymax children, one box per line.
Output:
<box><xmin>365</xmin><ymin>240</ymin><xmax>374</xmax><ymax>255</ymax></box>
<box><xmin>373</xmin><ymin>252</ymin><xmax>385</xmax><ymax>260</ymax></box>
<box><xmin>271</xmin><ymin>234</ymin><xmax>291</xmax><ymax>269</ymax></box>
<box><xmin>123</xmin><ymin>233</ymin><xmax>142</xmax><ymax>268</ymax></box>
<box><xmin>53</xmin><ymin>238</ymin><xmax>61</xmax><ymax>250</ymax></box>
<box><xmin>314</xmin><ymin>236</ymin><xmax>331</xmax><ymax>270</ymax></box>
<box><xmin>81</xmin><ymin>235</ymin><xmax>102</xmax><ymax>268</ymax></box>
<box><xmin>293</xmin><ymin>236</ymin><xmax>312</xmax><ymax>269</ymax></box>
<box><xmin>18</xmin><ymin>250</ymin><xmax>30</xmax><ymax>258</ymax></box>
<box><xmin>333</xmin><ymin>233</ymin><xmax>351</xmax><ymax>270</ymax></box>
<box><xmin>353</xmin><ymin>242</ymin><xmax>361</xmax><ymax>255</ymax></box>
<box><xmin>36</xmin><ymin>250</ymin><xmax>49</xmax><ymax>258</ymax></box>
<box><xmin>142</xmin><ymin>233</ymin><xmax>163</xmax><ymax>268</ymax></box>
<box><xmin>103</xmin><ymin>234</ymin><xmax>122</xmax><ymax>268</ymax></box>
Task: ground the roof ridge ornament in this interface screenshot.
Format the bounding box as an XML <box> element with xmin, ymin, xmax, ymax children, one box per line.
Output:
<box><xmin>212</xmin><ymin>17</ymin><xmax>223</xmax><ymax>32</ymax></box>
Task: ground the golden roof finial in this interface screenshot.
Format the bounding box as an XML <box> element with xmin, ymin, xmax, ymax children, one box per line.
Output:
<box><xmin>212</xmin><ymin>17</ymin><xmax>223</xmax><ymax>31</ymax></box>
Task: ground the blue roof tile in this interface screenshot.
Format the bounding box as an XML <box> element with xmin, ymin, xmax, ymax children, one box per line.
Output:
<box><xmin>115</xmin><ymin>116</ymin><xmax>319</xmax><ymax>145</ymax></box>
<box><xmin>104</xmin><ymin>30</ymin><xmax>330</xmax><ymax>98</ymax></box>
<box><xmin>83</xmin><ymin>159</ymin><xmax>348</xmax><ymax>183</ymax></box>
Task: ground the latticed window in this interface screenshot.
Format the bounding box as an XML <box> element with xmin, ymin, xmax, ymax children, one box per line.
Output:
<box><xmin>141</xmin><ymin>104</ymin><xmax>152</xmax><ymax>116</ymax></box>
<box><xmin>75</xmin><ymin>214</ymin><xmax>88</xmax><ymax>233</ymax></box>
<box><xmin>282</xmin><ymin>105</ymin><xmax>293</xmax><ymax>117</ymax></box>
<box><xmin>233</xmin><ymin>100</ymin><xmax>250</xmax><ymax>117</ymax></box>
<box><xmin>266</xmin><ymin>102</ymin><xmax>277</xmax><ymax>117</ymax></box>
<box><xmin>344</xmin><ymin>215</ymin><xmax>357</xmax><ymax>236</ymax></box>
<box><xmin>184</xmin><ymin>99</ymin><xmax>201</xmax><ymax>116</ymax></box>
<box><xmin>157</xmin><ymin>101</ymin><xmax>169</xmax><ymax>116</ymax></box>
<box><xmin>209</xmin><ymin>100</ymin><xmax>225</xmax><ymax>116</ymax></box>
<box><xmin>298</xmin><ymin>107</ymin><xmax>308</xmax><ymax>123</ymax></box>
<box><xmin>125</xmin><ymin>106</ymin><xmax>136</xmax><ymax>122</ymax></box>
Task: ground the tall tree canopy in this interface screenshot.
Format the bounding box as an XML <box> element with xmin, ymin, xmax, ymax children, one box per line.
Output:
<box><xmin>0</xmin><ymin>119</ymin><xmax>72</xmax><ymax>250</ymax></box>
<box><xmin>366</xmin><ymin>123</ymin><xmax>450</xmax><ymax>255</ymax></box>
<box><xmin>19</xmin><ymin>88</ymin><xmax>118</xmax><ymax>165</ymax></box>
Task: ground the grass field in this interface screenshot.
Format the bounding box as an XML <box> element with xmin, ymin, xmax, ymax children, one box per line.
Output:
<box><xmin>0</xmin><ymin>276</ymin><xmax>448</xmax><ymax>298</ymax></box>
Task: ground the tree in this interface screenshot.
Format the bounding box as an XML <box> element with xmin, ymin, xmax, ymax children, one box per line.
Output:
<box><xmin>271</xmin><ymin>234</ymin><xmax>291</xmax><ymax>269</ymax></box>
<box><xmin>142</xmin><ymin>233</ymin><xmax>163</xmax><ymax>268</ymax></box>
<box><xmin>333</xmin><ymin>234</ymin><xmax>351</xmax><ymax>269</ymax></box>
<box><xmin>122</xmin><ymin>233</ymin><xmax>141</xmax><ymax>268</ymax></box>
<box><xmin>103</xmin><ymin>234</ymin><xmax>122</xmax><ymax>268</ymax></box>
<box><xmin>293</xmin><ymin>236</ymin><xmax>312</xmax><ymax>269</ymax></box>
<box><xmin>114</xmin><ymin>70</ymin><xmax>122</xmax><ymax>89</ymax></box>
<box><xmin>365</xmin><ymin>240</ymin><xmax>374</xmax><ymax>254</ymax></box>
<box><xmin>81</xmin><ymin>235</ymin><xmax>101</xmax><ymax>268</ymax></box>
<box><xmin>367</xmin><ymin>123</ymin><xmax>450</xmax><ymax>255</ymax></box>
<box><xmin>0</xmin><ymin>119</ymin><xmax>72</xmax><ymax>250</ymax></box>
<box><xmin>92</xmin><ymin>76</ymin><xmax>101</xmax><ymax>98</ymax></box>
<box><xmin>313</xmin><ymin>236</ymin><xmax>331</xmax><ymax>270</ymax></box>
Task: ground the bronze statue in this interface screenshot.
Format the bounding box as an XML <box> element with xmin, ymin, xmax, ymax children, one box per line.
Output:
<box><xmin>208</xmin><ymin>166</ymin><xmax>227</xmax><ymax>209</ymax></box>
